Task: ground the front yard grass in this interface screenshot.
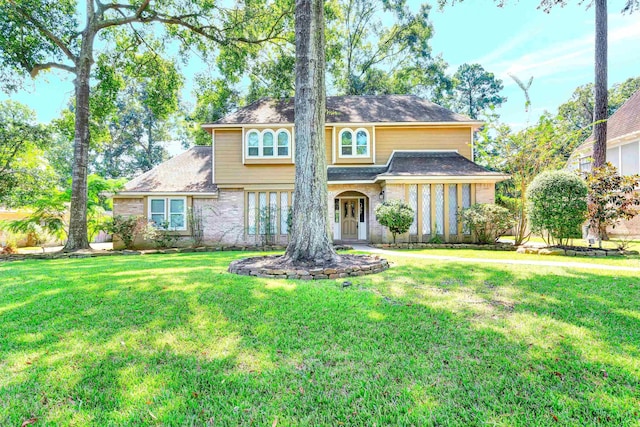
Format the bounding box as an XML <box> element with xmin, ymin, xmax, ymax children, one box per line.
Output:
<box><xmin>392</xmin><ymin>247</ymin><xmax>640</xmax><ymax>268</ymax></box>
<box><xmin>1</xmin><ymin>252</ymin><xmax>639</xmax><ymax>426</ymax></box>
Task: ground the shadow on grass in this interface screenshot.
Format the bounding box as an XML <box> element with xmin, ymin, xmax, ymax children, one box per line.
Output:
<box><xmin>0</xmin><ymin>252</ymin><xmax>638</xmax><ymax>425</ymax></box>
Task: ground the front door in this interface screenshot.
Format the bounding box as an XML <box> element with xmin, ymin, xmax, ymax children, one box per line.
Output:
<box><xmin>341</xmin><ymin>199</ymin><xmax>358</xmax><ymax>240</ymax></box>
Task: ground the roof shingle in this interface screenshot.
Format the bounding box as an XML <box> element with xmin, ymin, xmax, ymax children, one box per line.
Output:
<box><xmin>122</xmin><ymin>146</ymin><xmax>216</xmax><ymax>193</ymax></box>
<box><xmin>210</xmin><ymin>95</ymin><xmax>477</xmax><ymax>125</ymax></box>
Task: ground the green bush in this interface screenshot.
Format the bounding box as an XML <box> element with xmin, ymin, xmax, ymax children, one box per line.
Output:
<box><xmin>107</xmin><ymin>215</ymin><xmax>146</xmax><ymax>249</ymax></box>
<box><xmin>526</xmin><ymin>170</ymin><xmax>587</xmax><ymax>246</ymax></box>
<box><xmin>375</xmin><ymin>200</ymin><xmax>414</xmax><ymax>243</ymax></box>
<box><xmin>459</xmin><ymin>203</ymin><xmax>514</xmax><ymax>244</ymax></box>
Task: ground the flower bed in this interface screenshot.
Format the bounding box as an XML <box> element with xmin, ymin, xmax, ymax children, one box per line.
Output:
<box><xmin>371</xmin><ymin>243</ymin><xmax>516</xmax><ymax>251</ymax></box>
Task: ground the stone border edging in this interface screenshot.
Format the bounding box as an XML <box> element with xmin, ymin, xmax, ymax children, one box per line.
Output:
<box><xmin>516</xmin><ymin>246</ymin><xmax>634</xmax><ymax>257</ymax></box>
<box><xmin>228</xmin><ymin>255</ymin><xmax>389</xmax><ymax>280</ymax></box>
<box><xmin>0</xmin><ymin>244</ymin><xmax>356</xmax><ymax>263</ymax></box>
<box><xmin>371</xmin><ymin>243</ymin><xmax>516</xmax><ymax>251</ymax></box>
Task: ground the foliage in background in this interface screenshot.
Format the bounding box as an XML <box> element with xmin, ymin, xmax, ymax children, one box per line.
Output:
<box><xmin>459</xmin><ymin>203</ymin><xmax>514</xmax><ymax>244</ymax></box>
<box><xmin>585</xmin><ymin>163</ymin><xmax>640</xmax><ymax>247</ymax></box>
<box><xmin>0</xmin><ymin>101</ymin><xmax>56</xmax><ymax>207</ymax></box>
<box><xmin>526</xmin><ymin>171</ymin><xmax>588</xmax><ymax>246</ymax></box>
<box><xmin>375</xmin><ymin>200</ymin><xmax>414</xmax><ymax>243</ymax></box>
<box><xmin>557</xmin><ymin>77</ymin><xmax>640</xmax><ymax>142</ymax></box>
<box><xmin>446</xmin><ymin>63</ymin><xmax>506</xmax><ymax>119</ymax></box>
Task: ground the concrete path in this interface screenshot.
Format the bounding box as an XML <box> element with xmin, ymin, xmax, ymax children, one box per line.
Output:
<box><xmin>352</xmin><ymin>245</ymin><xmax>640</xmax><ymax>273</ymax></box>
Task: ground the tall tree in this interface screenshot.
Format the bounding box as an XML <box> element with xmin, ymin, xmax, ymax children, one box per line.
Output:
<box><xmin>0</xmin><ymin>0</ymin><xmax>288</xmax><ymax>251</ymax></box>
<box><xmin>284</xmin><ymin>0</ymin><xmax>338</xmax><ymax>264</ymax></box>
<box><xmin>448</xmin><ymin>63</ymin><xmax>506</xmax><ymax>119</ymax></box>
<box><xmin>592</xmin><ymin>0</ymin><xmax>607</xmax><ymax>167</ymax></box>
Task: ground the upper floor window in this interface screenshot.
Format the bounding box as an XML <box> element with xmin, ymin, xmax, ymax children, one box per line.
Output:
<box><xmin>246</xmin><ymin>129</ymin><xmax>291</xmax><ymax>158</ymax></box>
<box><xmin>339</xmin><ymin>128</ymin><xmax>369</xmax><ymax>157</ymax></box>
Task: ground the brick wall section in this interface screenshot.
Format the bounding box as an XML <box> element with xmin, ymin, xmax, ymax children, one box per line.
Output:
<box><xmin>608</xmin><ymin>215</ymin><xmax>640</xmax><ymax>238</ymax></box>
<box><xmin>112</xmin><ymin>198</ymin><xmax>145</xmax><ymax>249</ymax></box>
<box><xmin>195</xmin><ymin>192</ymin><xmax>248</xmax><ymax>245</ymax></box>
<box><xmin>475</xmin><ymin>183</ymin><xmax>495</xmax><ymax>204</ymax></box>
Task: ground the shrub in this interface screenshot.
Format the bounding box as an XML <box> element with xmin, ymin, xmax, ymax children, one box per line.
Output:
<box><xmin>108</xmin><ymin>215</ymin><xmax>146</xmax><ymax>249</ymax></box>
<box><xmin>0</xmin><ymin>239</ymin><xmax>18</xmax><ymax>255</ymax></box>
<box><xmin>187</xmin><ymin>206</ymin><xmax>204</xmax><ymax>247</ymax></box>
<box><xmin>459</xmin><ymin>203</ymin><xmax>514</xmax><ymax>244</ymax></box>
<box><xmin>526</xmin><ymin>170</ymin><xmax>588</xmax><ymax>246</ymax></box>
<box><xmin>375</xmin><ymin>200</ymin><xmax>414</xmax><ymax>243</ymax></box>
<box><xmin>585</xmin><ymin>162</ymin><xmax>640</xmax><ymax>246</ymax></box>
<box><xmin>143</xmin><ymin>220</ymin><xmax>181</xmax><ymax>249</ymax></box>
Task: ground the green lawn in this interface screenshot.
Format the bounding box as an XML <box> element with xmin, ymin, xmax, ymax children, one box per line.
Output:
<box><xmin>1</xmin><ymin>252</ymin><xmax>639</xmax><ymax>426</ymax></box>
<box><xmin>392</xmin><ymin>247</ymin><xmax>640</xmax><ymax>268</ymax></box>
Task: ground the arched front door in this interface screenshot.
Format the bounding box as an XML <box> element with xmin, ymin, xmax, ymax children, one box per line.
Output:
<box><xmin>334</xmin><ymin>192</ymin><xmax>368</xmax><ymax>241</ymax></box>
<box><xmin>342</xmin><ymin>199</ymin><xmax>358</xmax><ymax>240</ymax></box>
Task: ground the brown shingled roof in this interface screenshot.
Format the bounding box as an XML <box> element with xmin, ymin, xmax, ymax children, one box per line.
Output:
<box><xmin>328</xmin><ymin>151</ymin><xmax>507</xmax><ymax>182</ymax></box>
<box><xmin>581</xmin><ymin>89</ymin><xmax>640</xmax><ymax>147</ymax></box>
<box><xmin>122</xmin><ymin>146</ymin><xmax>216</xmax><ymax>193</ymax></box>
<box><xmin>210</xmin><ymin>95</ymin><xmax>478</xmax><ymax>125</ymax></box>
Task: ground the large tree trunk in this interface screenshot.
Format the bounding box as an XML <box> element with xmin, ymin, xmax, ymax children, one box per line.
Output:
<box><xmin>284</xmin><ymin>0</ymin><xmax>338</xmax><ymax>264</ymax></box>
<box><xmin>63</xmin><ymin>30</ymin><xmax>94</xmax><ymax>252</ymax></box>
<box><xmin>592</xmin><ymin>0</ymin><xmax>607</xmax><ymax>168</ymax></box>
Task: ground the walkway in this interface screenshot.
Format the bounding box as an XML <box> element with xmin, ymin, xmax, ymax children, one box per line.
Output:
<box><xmin>353</xmin><ymin>245</ymin><xmax>640</xmax><ymax>273</ymax></box>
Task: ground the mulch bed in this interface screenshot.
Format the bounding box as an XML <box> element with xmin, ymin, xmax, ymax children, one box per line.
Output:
<box><xmin>228</xmin><ymin>254</ymin><xmax>389</xmax><ymax>280</ymax></box>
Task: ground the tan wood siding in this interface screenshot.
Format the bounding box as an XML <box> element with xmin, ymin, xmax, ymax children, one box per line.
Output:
<box><xmin>325</xmin><ymin>128</ymin><xmax>333</xmax><ymax>164</ymax></box>
<box><xmin>374</xmin><ymin>126</ymin><xmax>472</xmax><ymax>165</ymax></box>
<box><xmin>215</xmin><ymin>129</ymin><xmax>295</xmax><ymax>185</ymax></box>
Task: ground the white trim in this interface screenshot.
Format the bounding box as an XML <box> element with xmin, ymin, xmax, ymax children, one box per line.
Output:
<box><xmin>115</xmin><ymin>192</ymin><xmax>218</xmax><ymax>197</ymax></box>
<box><xmin>338</xmin><ymin>128</ymin><xmax>371</xmax><ymax>158</ymax></box>
<box><xmin>211</xmin><ymin>129</ymin><xmax>216</xmax><ymax>184</ymax></box>
<box><xmin>147</xmin><ymin>196</ymin><xmax>188</xmax><ymax>231</ymax></box>
<box><xmin>331</xmin><ymin>126</ymin><xmax>336</xmax><ymax>164</ymax></box>
<box><xmin>202</xmin><ymin>121</ymin><xmax>483</xmax><ymax>129</ymax></box>
<box><xmin>328</xmin><ymin>174</ymin><xmax>509</xmax><ymax>185</ymax></box>
<box><xmin>372</xmin><ymin>126</ymin><xmax>376</xmax><ymax>163</ymax></box>
<box><xmin>328</xmin><ymin>180</ymin><xmax>377</xmax><ymax>185</ymax></box>
<box><xmin>244</xmin><ymin>127</ymin><xmax>292</xmax><ymax>160</ymax></box>
<box><xmin>470</xmin><ymin>127</ymin><xmax>474</xmax><ymax>162</ymax></box>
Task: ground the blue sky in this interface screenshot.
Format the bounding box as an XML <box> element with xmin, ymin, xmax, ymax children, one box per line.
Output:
<box><xmin>2</xmin><ymin>1</ymin><xmax>640</xmax><ymax>133</ymax></box>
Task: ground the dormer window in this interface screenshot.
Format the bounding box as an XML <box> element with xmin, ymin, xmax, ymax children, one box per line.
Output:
<box><xmin>339</xmin><ymin>128</ymin><xmax>369</xmax><ymax>157</ymax></box>
<box><xmin>246</xmin><ymin>129</ymin><xmax>291</xmax><ymax>158</ymax></box>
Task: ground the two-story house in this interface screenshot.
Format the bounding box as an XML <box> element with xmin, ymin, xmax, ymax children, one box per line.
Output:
<box><xmin>113</xmin><ymin>95</ymin><xmax>508</xmax><ymax>248</ymax></box>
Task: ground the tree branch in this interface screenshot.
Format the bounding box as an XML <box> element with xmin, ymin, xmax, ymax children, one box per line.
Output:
<box><xmin>29</xmin><ymin>62</ymin><xmax>76</xmax><ymax>77</ymax></box>
<box><xmin>13</xmin><ymin>6</ymin><xmax>78</xmax><ymax>63</ymax></box>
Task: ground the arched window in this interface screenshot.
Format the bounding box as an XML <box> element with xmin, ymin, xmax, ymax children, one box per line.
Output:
<box><xmin>246</xmin><ymin>128</ymin><xmax>291</xmax><ymax>158</ymax></box>
<box><xmin>247</xmin><ymin>131</ymin><xmax>259</xmax><ymax>157</ymax></box>
<box><xmin>277</xmin><ymin>130</ymin><xmax>289</xmax><ymax>156</ymax></box>
<box><xmin>339</xmin><ymin>128</ymin><xmax>369</xmax><ymax>157</ymax></box>
<box><xmin>262</xmin><ymin>130</ymin><xmax>274</xmax><ymax>156</ymax></box>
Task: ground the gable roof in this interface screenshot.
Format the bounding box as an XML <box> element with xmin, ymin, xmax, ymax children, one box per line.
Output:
<box><xmin>121</xmin><ymin>146</ymin><xmax>216</xmax><ymax>193</ymax></box>
<box><xmin>580</xmin><ymin>89</ymin><xmax>640</xmax><ymax>149</ymax></box>
<box><xmin>328</xmin><ymin>151</ymin><xmax>507</xmax><ymax>183</ymax></box>
<box><xmin>208</xmin><ymin>95</ymin><xmax>479</xmax><ymax>126</ymax></box>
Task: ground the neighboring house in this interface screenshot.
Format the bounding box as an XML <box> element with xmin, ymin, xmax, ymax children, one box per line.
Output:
<box><xmin>567</xmin><ymin>88</ymin><xmax>640</xmax><ymax>237</ymax></box>
<box><xmin>113</xmin><ymin>95</ymin><xmax>508</xmax><ymax>248</ymax></box>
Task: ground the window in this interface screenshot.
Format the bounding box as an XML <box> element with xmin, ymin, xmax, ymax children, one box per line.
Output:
<box><xmin>245</xmin><ymin>129</ymin><xmax>291</xmax><ymax>158</ymax></box>
<box><xmin>448</xmin><ymin>184</ymin><xmax>458</xmax><ymax>235</ymax></box>
<box><xmin>421</xmin><ymin>185</ymin><xmax>431</xmax><ymax>235</ymax></box>
<box><xmin>247</xmin><ymin>131</ymin><xmax>260</xmax><ymax>157</ymax></box>
<box><xmin>435</xmin><ymin>184</ymin><xmax>444</xmax><ymax>235</ymax></box>
<box><xmin>148</xmin><ymin>197</ymin><xmax>186</xmax><ymax>230</ymax></box>
<box><xmin>247</xmin><ymin>190</ymin><xmax>293</xmax><ymax>236</ymax></box>
<box><xmin>263</xmin><ymin>131</ymin><xmax>274</xmax><ymax>156</ymax></box>
<box><xmin>277</xmin><ymin>131</ymin><xmax>289</xmax><ymax>156</ymax></box>
<box><xmin>409</xmin><ymin>184</ymin><xmax>418</xmax><ymax>235</ymax></box>
<box><xmin>462</xmin><ymin>184</ymin><xmax>472</xmax><ymax>236</ymax></box>
<box><xmin>579</xmin><ymin>157</ymin><xmax>592</xmax><ymax>173</ymax></box>
<box><xmin>339</xmin><ymin>128</ymin><xmax>369</xmax><ymax>157</ymax></box>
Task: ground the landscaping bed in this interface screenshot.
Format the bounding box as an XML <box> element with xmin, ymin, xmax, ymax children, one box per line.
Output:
<box><xmin>516</xmin><ymin>245</ymin><xmax>638</xmax><ymax>257</ymax></box>
<box><xmin>228</xmin><ymin>254</ymin><xmax>388</xmax><ymax>280</ymax></box>
<box><xmin>371</xmin><ymin>242</ymin><xmax>516</xmax><ymax>251</ymax></box>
